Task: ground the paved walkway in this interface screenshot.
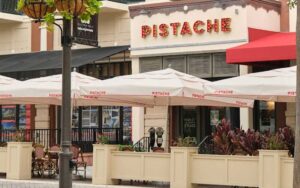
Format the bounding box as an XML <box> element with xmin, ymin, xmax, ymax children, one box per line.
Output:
<box><xmin>0</xmin><ymin>179</ymin><xmax>169</xmax><ymax>188</ymax></box>
<box><xmin>0</xmin><ymin>167</ymin><xmax>233</xmax><ymax>188</ymax></box>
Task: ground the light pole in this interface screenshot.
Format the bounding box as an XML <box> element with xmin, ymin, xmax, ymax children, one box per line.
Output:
<box><xmin>17</xmin><ymin>1</ymin><xmax>101</xmax><ymax>187</ymax></box>
<box><xmin>59</xmin><ymin>18</ymin><xmax>73</xmax><ymax>188</ymax></box>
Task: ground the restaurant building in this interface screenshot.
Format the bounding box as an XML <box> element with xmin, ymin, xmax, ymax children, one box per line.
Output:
<box><xmin>129</xmin><ymin>0</ymin><xmax>293</xmax><ymax>148</ymax></box>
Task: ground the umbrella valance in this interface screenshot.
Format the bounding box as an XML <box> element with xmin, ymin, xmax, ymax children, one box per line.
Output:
<box><xmin>80</xmin><ymin>68</ymin><xmax>254</xmax><ymax>107</ymax></box>
<box><xmin>204</xmin><ymin>66</ymin><xmax>296</xmax><ymax>102</ymax></box>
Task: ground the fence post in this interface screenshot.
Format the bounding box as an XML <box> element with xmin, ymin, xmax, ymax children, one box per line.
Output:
<box><xmin>119</xmin><ymin>107</ymin><xmax>124</xmax><ymax>144</ymax></box>
<box><xmin>116</xmin><ymin>129</ymin><xmax>119</xmax><ymax>144</ymax></box>
<box><xmin>92</xmin><ymin>144</ymin><xmax>118</xmax><ymax>185</ymax></box>
<box><xmin>93</xmin><ymin>129</ymin><xmax>97</xmax><ymax>143</ymax></box>
<box><xmin>170</xmin><ymin>147</ymin><xmax>197</xmax><ymax>188</ymax></box>
<box><xmin>259</xmin><ymin>150</ymin><xmax>289</xmax><ymax>188</ymax></box>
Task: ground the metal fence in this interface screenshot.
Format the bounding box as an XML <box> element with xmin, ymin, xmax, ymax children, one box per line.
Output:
<box><xmin>0</xmin><ymin>127</ymin><xmax>131</xmax><ymax>152</ymax></box>
<box><xmin>0</xmin><ymin>0</ymin><xmax>20</xmax><ymax>15</ymax></box>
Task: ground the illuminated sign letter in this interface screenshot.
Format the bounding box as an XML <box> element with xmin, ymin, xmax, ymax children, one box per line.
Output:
<box><xmin>193</xmin><ymin>20</ymin><xmax>205</xmax><ymax>34</ymax></box>
<box><xmin>141</xmin><ymin>25</ymin><xmax>151</xmax><ymax>38</ymax></box>
<box><xmin>207</xmin><ymin>19</ymin><xmax>219</xmax><ymax>33</ymax></box>
<box><xmin>170</xmin><ymin>22</ymin><xmax>181</xmax><ymax>36</ymax></box>
<box><xmin>180</xmin><ymin>22</ymin><xmax>192</xmax><ymax>35</ymax></box>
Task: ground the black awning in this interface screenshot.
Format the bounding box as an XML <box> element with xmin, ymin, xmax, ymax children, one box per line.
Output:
<box><xmin>0</xmin><ymin>45</ymin><xmax>129</xmax><ymax>73</ymax></box>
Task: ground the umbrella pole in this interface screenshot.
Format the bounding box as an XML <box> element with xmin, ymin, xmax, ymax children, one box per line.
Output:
<box><xmin>59</xmin><ymin>18</ymin><xmax>73</xmax><ymax>188</ymax></box>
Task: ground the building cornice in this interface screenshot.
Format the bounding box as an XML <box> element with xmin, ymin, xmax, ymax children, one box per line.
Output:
<box><xmin>129</xmin><ymin>0</ymin><xmax>281</xmax><ymax>18</ymax></box>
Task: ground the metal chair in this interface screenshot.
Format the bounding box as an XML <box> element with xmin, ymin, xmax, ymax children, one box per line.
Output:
<box><xmin>48</xmin><ymin>144</ymin><xmax>61</xmax><ymax>174</ymax></box>
<box><xmin>32</xmin><ymin>144</ymin><xmax>46</xmax><ymax>177</ymax></box>
<box><xmin>70</xmin><ymin>145</ymin><xmax>87</xmax><ymax>179</ymax></box>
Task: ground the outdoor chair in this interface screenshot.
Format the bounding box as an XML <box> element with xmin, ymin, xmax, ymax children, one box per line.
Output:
<box><xmin>70</xmin><ymin>145</ymin><xmax>87</xmax><ymax>179</ymax></box>
<box><xmin>48</xmin><ymin>144</ymin><xmax>61</xmax><ymax>174</ymax></box>
<box><xmin>32</xmin><ymin>144</ymin><xmax>56</xmax><ymax>177</ymax></box>
<box><xmin>32</xmin><ymin>144</ymin><xmax>47</xmax><ymax>177</ymax></box>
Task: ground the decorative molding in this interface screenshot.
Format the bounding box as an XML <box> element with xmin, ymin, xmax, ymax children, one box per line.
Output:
<box><xmin>129</xmin><ymin>0</ymin><xmax>281</xmax><ymax>18</ymax></box>
<box><xmin>130</xmin><ymin>38</ymin><xmax>247</xmax><ymax>51</ymax></box>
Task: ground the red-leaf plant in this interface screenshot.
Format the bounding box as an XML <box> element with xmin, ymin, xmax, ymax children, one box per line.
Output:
<box><xmin>212</xmin><ymin>119</ymin><xmax>235</xmax><ymax>155</ymax></box>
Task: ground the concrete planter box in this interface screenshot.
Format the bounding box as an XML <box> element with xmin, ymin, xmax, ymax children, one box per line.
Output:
<box><xmin>6</xmin><ymin>142</ymin><xmax>32</xmax><ymax>180</ymax></box>
<box><xmin>92</xmin><ymin>145</ymin><xmax>293</xmax><ymax>188</ymax></box>
<box><xmin>259</xmin><ymin>149</ymin><xmax>290</xmax><ymax>188</ymax></box>
<box><xmin>191</xmin><ymin>154</ymin><xmax>259</xmax><ymax>187</ymax></box>
<box><xmin>111</xmin><ymin>151</ymin><xmax>170</xmax><ymax>182</ymax></box>
<box><xmin>0</xmin><ymin>147</ymin><xmax>7</xmax><ymax>173</ymax></box>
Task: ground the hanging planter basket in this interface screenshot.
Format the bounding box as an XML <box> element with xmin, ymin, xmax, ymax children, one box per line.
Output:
<box><xmin>55</xmin><ymin>0</ymin><xmax>86</xmax><ymax>17</ymax></box>
<box><xmin>21</xmin><ymin>0</ymin><xmax>56</xmax><ymax>20</ymax></box>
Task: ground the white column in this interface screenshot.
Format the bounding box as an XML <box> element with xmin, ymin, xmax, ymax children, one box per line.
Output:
<box><xmin>239</xmin><ymin>65</ymin><xmax>254</xmax><ymax>130</ymax></box>
<box><xmin>131</xmin><ymin>57</ymin><xmax>145</xmax><ymax>143</ymax></box>
<box><xmin>40</xmin><ymin>26</ymin><xmax>47</xmax><ymax>51</ymax></box>
<box><xmin>35</xmin><ymin>104</ymin><xmax>50</xmax><ymax>129</ymax></box>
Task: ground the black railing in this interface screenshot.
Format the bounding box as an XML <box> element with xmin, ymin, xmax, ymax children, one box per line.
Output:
<box><xmin>198</xmin><ymin>136</ymin><xmax>215</xmax><ymax>154</ymax></box>
<box><xmin>0</xmin><ymin>0</ymin><xmax>20</xmax><ymax>15</ymax></box>
<box><xmin>133</xmin><ymin>136</ymin><xmax>150</xmax><ymax>152</ymax></box>
<box><xmin>0</xmin><ymin>127</ymin><xmax>130</xmax><ymax>153</ymax></box>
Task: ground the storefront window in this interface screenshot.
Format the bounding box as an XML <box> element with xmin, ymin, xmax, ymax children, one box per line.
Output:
<box><xmin>182</xmin><ymin>108</ymin><xmax>197</xmax><ymax>138</ymax></box>
<box><xmin>257</xmin><ymin>101</ymin><xmax>275</xmax><ymax>133</ymax></box>
<box><xmin>19</xmin><ymin>105</ymin><xmax>31</xmax><ymax>130</ymax></box>
<box><xmin>2</xmin><ymin>105</ymin><xmax>16</xmax><ymax>130</ymax></box>
<box><xmin>102</xmin><ymin>106</ymin><xmax>120</xmax><ymax>128</ymax></box>
<box><xmin>1</xmin><ymin>105</ymin><xmax>31</xmax><ymax>130</ymax></box>
<box><xmin>81</xmin><ymin>106</ymin><xmax>98</xmax><ymax>128</ymax></box>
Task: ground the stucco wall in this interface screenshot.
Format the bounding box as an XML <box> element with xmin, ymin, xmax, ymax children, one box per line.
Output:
<box><xmin>289</xmin><ymin>6</ymin><xmax>296</xmax><ymax>32</ymax></box>
<box><xmin>246</xmin><ymin>5</ymin><xmax>280</xmax><ymax>32</ymax></box>
<box><xmin>0</xmin><ymin>22</ymin><xmax>31</xmax><ymax>55</ymax></box>
<box><xmin>131</xmin><ymin>6</ymin><xmax>248</xmax><ymax>57</ymax></box>
<box><xmin>53</xmin><ymin>12</ymin><xmax>131</xmax><ymax>50</ymax></box>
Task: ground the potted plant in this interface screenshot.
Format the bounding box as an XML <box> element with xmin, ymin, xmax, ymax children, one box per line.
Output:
<box><xmin>118</xmin><ymin>145</ymin><xmax>134</xmax><ymax>152</ymax></box>
<box><xmin>97</xmin><ymin>134</ymin><xmax>109</xmax><ymax>145</ymax></box>
<box><xmin>17</xmin><ymin>0</ymin><xmax>56</xmax><ymax>19</ymax></box>
<box><xmin>17</xmin><ymin>0</ymin><xmax>101</xmax><ymax>30</ymax></box>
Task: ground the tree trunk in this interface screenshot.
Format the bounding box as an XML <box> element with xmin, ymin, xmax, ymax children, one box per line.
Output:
<box><xmin>293</xmin><ymin>4</ymin><xmax>300</xmax><ymax>188</ymax></box>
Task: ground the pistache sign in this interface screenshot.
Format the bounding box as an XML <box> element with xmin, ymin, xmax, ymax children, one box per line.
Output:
<box><xmin>141</xmin><ymin>18</ymin><xmax>231</xmax><ymax>38</ymax></box>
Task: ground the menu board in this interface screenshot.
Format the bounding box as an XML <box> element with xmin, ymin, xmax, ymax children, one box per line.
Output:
<box><xmin>183</xmin><ymin>110</ymin><xmax>197</xmax><ymax>138</ymax></box>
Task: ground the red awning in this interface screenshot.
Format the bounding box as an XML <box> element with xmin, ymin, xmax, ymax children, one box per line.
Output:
<box><xmin>226</xmin><ymin>28</ymin><xmax>296</xmax><ymax>64</ymax></box>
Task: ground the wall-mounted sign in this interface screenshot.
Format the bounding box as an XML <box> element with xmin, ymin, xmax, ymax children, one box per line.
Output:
<box><xmin>73</xmin><ymin>14</ymin><xmax>99</xmax><ymax>47</ymax></box>
<box><xmin>141</xmin><ymin>18</ymin><xmax>231</xmax><ymax>38</ymax></box>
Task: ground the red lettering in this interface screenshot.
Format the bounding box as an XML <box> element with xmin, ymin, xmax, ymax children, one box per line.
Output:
<box><xmin>207</xmin><ymin>19</ymin><xmax>219</xmax><ymax>33</ymax></box>
<box><xmin>89</xmin><ymin>91</ymin><xmax>106</xmax><ymax>96</ymax></box>
<box><xmin>153</xmin><ymin>25</ymin><xmax>158</xmax><ymax>37</ymax></box>
<box><xmin>193</xmin><ymin>20</ymin><xmax>205</xmax><ymax>34</ymax></box>
<box><xmin>141</xmin><ymin>18</ymin><xmax>231</xmax><ymax>39</ymax></box>
<box><xmin>221</xmin><ymin>18</ymin><xmax>231</xmax><ymax>32</ymax></box>
<box><xmin>152</xmin><ymin>91</ymin><xmax>170</xmax><ymax>96</ymax></box>
<box><xmin>141</xmin><ymin>25</ymin><xmax>151</xmax><ymax>38</ymax></box>
<box><xmin>159</xmin><ymin>24</ymin><xmax>169</xmax><ymax>37</ymax></box>
<box><xmin>192</xmin><ymin>93</ymin><xmax>204</xmax><ymax>99</ymax></box>
<box><xmin>170</xmin><ymin>22</ymin><xmax>181</xmax><ymax>35</ymax></box>
<box><xmin>180</xmin><ymin>22</ymin><xmax>192</xmax><ymax>35</ymax></box>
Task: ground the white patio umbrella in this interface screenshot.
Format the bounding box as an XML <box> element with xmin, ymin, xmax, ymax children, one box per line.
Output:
<box><xmin>0</xmin><ymin>75</ymin><xmax>22</xmax><ymax>104</ymax></box>
<box><xmin>204</xmin><ymin>66</ymin><xmax>296</xmax><ymax>102</ymax></box>
<box><xmin>80</xmin><ymin>68</ymin><xmax>254</xmax><ymax>107</ymax></box>
<box><xmin>0</xmin><ymin>75</ymin><xmax>20</xmax><ymax>85</ymax></box>
<box><xmin>0</xmin><ymin>72</ymin><xmax>147</xmax><ymax>106</ymax></box>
